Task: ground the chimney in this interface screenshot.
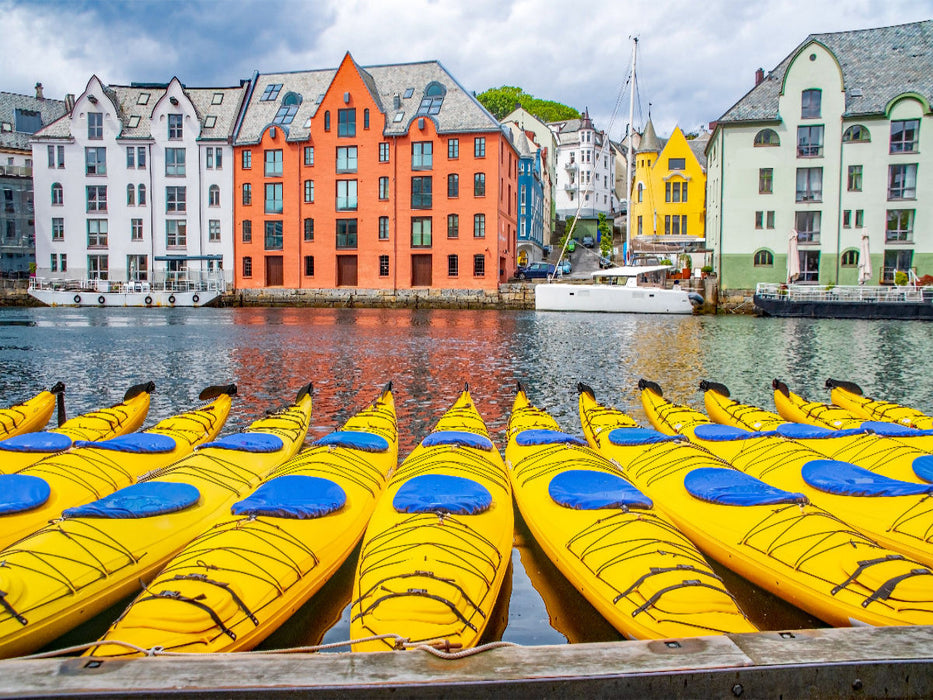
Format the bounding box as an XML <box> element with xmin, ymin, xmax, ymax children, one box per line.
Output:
<box><xmin>755</xmin><ymin>68</ymin><xmax>764</xmax><ymax>86</ymax></box>
<box><xmin>35</xmin><ymin>82</ymin><xmax>44</xmax><ymax>100</ymax></box>
<box><xmin>65</xmin><ymin>94</ymin><xmax>76</xmax><ymax>112</ymax></box>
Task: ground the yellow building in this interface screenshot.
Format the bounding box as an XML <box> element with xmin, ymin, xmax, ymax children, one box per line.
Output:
<box><xmin>630</xmin><ymin>120</ymin><xmax>707</xmax><ymax>254</ymax></box>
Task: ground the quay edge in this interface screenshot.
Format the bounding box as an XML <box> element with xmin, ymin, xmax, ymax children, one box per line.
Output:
<box><xmin>1</xmin><ymin>626</ymin><xmax>931</xmax><ymax>698</ymax></box>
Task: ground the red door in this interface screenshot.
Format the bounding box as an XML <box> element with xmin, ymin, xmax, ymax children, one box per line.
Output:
<box><xmin>411</xmin><ymin>254</ymin><xmax>432</xmax><ymax>286</ymax></box>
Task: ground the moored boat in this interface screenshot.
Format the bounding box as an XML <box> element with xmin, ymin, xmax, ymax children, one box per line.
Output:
<box><xmin>28</xmin><ymin>272</ymin><xmax>225</xmax><ymax>308</ymax></box>
<box><xmin>350</xmin><ymin>385</ymin><xmax>513</xmax><ymax>652</ymax></box>
<box><xmin>0</xmin><ymin>383</ymin><xmax>310</xmax><ymax>659</ymax></box>
<box><xmin>87</xmin><ymin>383</ymin><xmax>396</xmax><ymax>656</ymax></box>
<box><xmin>506</xmin><ymin>385</ymin><xmax>754</xmax><ymax>639</ymax></box>
<box><xmin>826</xmin><ymin>378</ymin><xmax>933</xmax><ymax>430</ymax></box>
<box><xmin>753</xmin><ymin>282</ymin><xmax>933</xmax><ymax>320</ymax></box>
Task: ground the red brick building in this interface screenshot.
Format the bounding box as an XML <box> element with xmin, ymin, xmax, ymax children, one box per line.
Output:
<box><xmin>233</xmin><ymin>53</ymin><xmax>518</xmax><ymax>291</ymax></box>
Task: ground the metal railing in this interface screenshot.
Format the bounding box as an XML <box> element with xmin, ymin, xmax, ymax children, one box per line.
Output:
<box><xmin>755</xmin><ymin>282</ymin><xmax>933</xmax><ymax>304</ymax></box>
<box><xmin>30</xmin><ymin>271</ymin><xmax>226</xmax><ymax>294</ymax></box>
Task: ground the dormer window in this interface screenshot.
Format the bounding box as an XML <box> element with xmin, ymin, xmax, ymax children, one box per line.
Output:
<box><xmin>260</xmin><ymin>83</ymin><xmax>283</xmax><ymax>101</ymax></box>
<box><xmin>801</xmin><ymin>89</ymin><xmax>821</xmax><ymax>119</ymax></box>
<box><xmin>273</xmin><ymin>92</ymin><xmax>302</xmax><ymax>126</ymax></box>
<box><xmin>416</xmin><ymin>82</ymin><xmax>446</xmax><ymax>116</ymax></box>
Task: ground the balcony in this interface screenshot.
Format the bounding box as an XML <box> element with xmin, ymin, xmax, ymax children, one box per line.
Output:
<box><xmin>0</xmin><ymin>165</ymin><xmax>32</xmax><ymax>178</ymax></box>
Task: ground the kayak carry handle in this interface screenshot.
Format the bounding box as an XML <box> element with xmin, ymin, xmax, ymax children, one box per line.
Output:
<box><xmin>638</xmin><ymin>379</ymin><xmax>663</xmax><ymax>397</ymax></box>
<box><xmin>124</xmin><ymin>381</ymin><xmax>156</xmax><ymax>401</ymax></box>
<box><xmin>51</xmin><ymin>382</ymin><xmax>66</xmax><ymax>426</ymax></box>
<box><xmin>577</xmin><ymin>382</ymin><xmax>595</xmax><ymax>398</ymax></box>
<box><xmin>295</xmin><ymin>382</ymin><xmax>313</xmax><ymax>403</ymax></box>
<box><xmin>772</xmin><ymin>379</ymin><xmax>790</xmax><ymax>397</ymax></box>
<box><xmin>825</xmin><ymin>378</ymin><xmax>863</xmax><ymax>395</ymax></box>
<box><xmin>699</xmin><ymin>380</ymin><xmax>731</xmax><ymax>398</ymax></box>
<box><xmin>199</xmin><ymin>384</ymin><xmax>238</xmax><ymax>401</ymax></box>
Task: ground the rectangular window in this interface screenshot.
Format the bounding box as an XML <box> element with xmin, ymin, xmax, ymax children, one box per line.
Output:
<box><xmin>57</xmin><ymin>145</ymin><xmax>64</xmax><ymax>168</ymax></box>
<box><xmin>448</xmin><ymin>139</ymin><xmax>459</xmax><ymax>159</ymax></box>
<box><xmin>473</xmin><ymin>213</ymin><xmax>485</xmax><ymax>238</ymax></box>
<box><xmin>127</xmin><ymin>255</ymin><xmax>148</xmax><ymax>281</ymax></box>
<box><xmin>50</xmin><ymin>254</ymin><xmax>57</xmax><ymax>272</ymax></box>
<box><xmin>755</xmin><ymin>211</ymin><xmax>763</xmax><ymax>229</ymax></box>
<box><xmin>304</xmin><ymin>217</ymin><xmax>314</xmax><ymax>241</ymax></box>
<box><xmin>166</xmin><ymin>219</ymin><xmax>187</xmax><ymax>247</ymax></box>
<box><xmin>242</xmin><ymin>150</ymin><xmax>252</xmax><ymax>169</ymax></box>
<box><xmin>668</xmin><ymin>157</ymin><xmax>685</xmax><ymax>170</ymax></box>
<box><xmin>474</xmin><ymin>172</ymin><xmax>486</xmax><ymax>197</ymax></box>
<box><xmin>886</xmin><ymin>210</ymin><xmax>914</xmax><ymax>242</ymax></box>
<box><xmin>242</xmin><ymin>183</ymin><xmax>252</xmax><ymax>205</ymax></box>
<box><xmin>448</xmin><ymin>254</ymin><xmax>459</xmax><ymax>276</ymax></box>
<box><xmin>379</xmin><ymin>142</ymin><xmax>390</xmax><ymax>163</ymax></box>
<box><xmin>843</xmin><ymin>210</ymin><xmax>851</xmax><ymax>228</ymax></box>
<box><xmin>766</xmin><ymin>210</ymin><xmax>775</xmax><ymax>229</ymax></box>
<box><xmin>47</xmin><ymin>145</ymin><xmax>55</xmax><ymax>168</ymax></box>
<box><xmin>336</xmin><ymin>146</ymin><xmax>357</xmax><ymax>172</ymax></box>
<box><xmin>243</xmin><ymin>256</ymin><xmax>252</xmax><ymax>277</ymax></box>
<box><xmin>85</xmin><ymin>147</ymin><xmax>106</xmax><ymax>175</ymax></box>
<box><xmin>304</xmin><ymin>179</ymin><xmax>314</xmax><ymax>204</ymax></box>
<box><xmin>847</xmin><ymin>165</ymin><xmax>863</xmax><ymax>192</ymax></box>
<box><xmin>378</xmin><ymin>176</ymin><xmax>389</xmax><ymax>200</ymax></box>
<box><xmin>304</xmin><ymin>255</ymin><xmax>315</xmax><ymax>276</ymax></box>
<box><xmin>338</xmin><ymin>108</ymin><xmax>356</xmax><ymax>137</ymax></box>
<box><xmin>86</xmin><ymin>219</ymin><xmax>108</xmax><ymax>247</ymax></box>
<box><xmin>168</xmin><ymin>113</ymin><xmax>183</xmax><ymax>139</ymax></box>
<box><xmin>126</xmin><ymin>146</ymin><xmax>135</xmax><ymax>169</ymax></box>
<box><xmin>797</xmin><ymin>125</ymin><xmax>824</xmax><ymax>157</ymax></box>
<box><xmin>447</xmin><ymin>213</ymin><xmax>459</xmax><ymax>238</ymax></box>
<box><xmin>336</xmin><ymin>180</ymin><xmax>357</xmax><ymax>210</ymax></box>
<box><xmin>378</xmin><ymin>216</ymin><xmax>389</xmax><ymax>240</ymax></box>
<box><xmin>131</xmin><ymin>218</ymin><xmax>143</xmax><ymax>240</ymax></box>
<box><xmin>411</xmin><ymin>176</ymin><xmax>432</xmax><ymax>209</ymax></box>
<box><xmin>165</xmin><ymin>148</ymin><xmax>186</xmax><ymax>176</ymax></box>
<box><xmin>60</xmin><ymin>253</ymin><xmax>67</xmax><ymax>272</ymax></box>
<box><xmin>795</xmin><ymin>167</ymin><xmax>822</xmax><ymax>202</ymax></box>
<box><xmin>412</xmin><ymin>142</ymin><xmax>433</xmax><ymax>169</ymax></box>
<box><xmin>209</xmin><ymin>185</ymin><xmax>220</xmax><ymax>207</ymax></box>
<box><xmin>264</xmin><ymin>149</ymin><xmax>283</xmax><ymax>177</ymax></box>
<box><xmin>264</xmin><ymin>220</ymin><xmax>283</xmax><ymax>250</ymax></box>
<box><xmin>801</xmin><ymin>89</ymin><xmax>821</xmax><ymax>119</ymax></box>
<box><xmin>127</xmin><ymin>184</ymin><xmax>135</xmax><ymax>206</ymax></box>
<box><xmin>206</xmin><ymin>147</ymin><xmax>214</xmax><ymax>169</ymax></box>
<box><xmin>304</xmin><ymin>146</ymin><xmax>314</xmax><ymax>166</ymax></box>
<box><xmin>136</xmin><ymin>146</ymin><xmax>145</xmax><ymax>168</ymax></box>
<box><xmin>890</xmin><ymin>120</ymin><xmax>919</xmax><ymax>153</ymax></box>
<box><xmin>215</xmin><ymin>148</ymin><xmax>222</xmax><ymax>169</ymax></box>
<box><xmin>265</xmin><ymin>183</ymin><xmax>283</xmax><ymax>213</ymax></box>
<box><xmin>324</xmin><ymin>111</ymin><xmax>331</xmax><ymax>132</ymax></box>
<box><xmin>448</xmin><ymin>173</ymin><xmax>459</xmax><ymax>198</ymax></box>
<box><xmin>411</xmin><ymin>217</ymin><xmax>432</xmax><ymax>247</ymax></box>
<box><xmin>336</xmin><ymin>218</ymin><xmax>358</xmax><ymax>248</ymax></box>
<box><xmin>86</xmin><ymin>185</ymin><xmax>107</xmax><ymax>212</ymax></box>
<box><xmin>88</xmin><ymin>112</ymin><xmax>103</xmax><ymax>140</ymax></box>
<box><xmin>855</xmin><ymin>209</ymin><xmax>864</xmax><ymax>228</ymax></box>
<box><xmin>379</xmin><ymin>254</ymin><xmax>389</xmax><ymax>277</ymax></box>
<box><xmin>364</xmin><ymin>109</ymin><xmax>370</xmax><ymax>130</ymax></box>
<box><xmin>209</xmin><ymin>219</ymin><xmax>221</xmax><ymax>242</ymax></box>
<box><xmin>474</xmin><ymin>137</ymin><xmax>486</xmax><ymax>158</ymax></box>
<box><xmin>87</xmin><ymin>254</ymin><xmax>108</xmax><ymax>279</ymax></box>
<box><xmin>795</xmin><ymin>211</ymin><xmax>821</xmax><ymax>243</ymax></box>
<box><xmin>759</xmin><ymin>168</ymin><xmax>773</xmax><ymax>194</ymax></box>
<box><xmin>473</xmin><ymin>254</ymin><xmax>485</xmax><ymax>277</ymax></box>
<box><xmin>888</xmin><ymin>164</ymin><xmax>917</xmax><ymax>200</ymax></box>
<box><xmin>242</xmin><ymin>220</ymin><xmax>252</xmax><ymax>243</ymax></box>
<box><xmin>52</xmin><ymin>217</ymin><xmax>64</xmax><ymax>240</ymax></box>
<box><xmin>166</xmin><ymin>186</ymin><xmax>186</xmax><ymax>212</ymax></box>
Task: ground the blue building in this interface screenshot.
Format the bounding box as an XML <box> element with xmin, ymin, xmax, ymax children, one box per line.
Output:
<box><xmin>509</xmin><ymin>125</ymin><xmax>546</xmax><ymax>266</ymax></box>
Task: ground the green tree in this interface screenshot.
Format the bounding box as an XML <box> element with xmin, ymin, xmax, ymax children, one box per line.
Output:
<box><xmin>597</xmin><ymin>213</ymin><xmax>613</xmax><ymax>258</ymax></box>
<box><xmin>477</xmin><ymin>86</ymin><xmax>579</xmax><ymax>122</ymax></box>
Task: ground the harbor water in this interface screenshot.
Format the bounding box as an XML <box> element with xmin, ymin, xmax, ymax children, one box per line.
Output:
<box><xmin>1</xmin><ymin>306</ymin><xmax>931</xmax><ymax>653</ymax></box>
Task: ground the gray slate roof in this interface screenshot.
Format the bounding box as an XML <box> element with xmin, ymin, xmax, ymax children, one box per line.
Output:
<box><xmin>235</xmin><ymin>58</ymin><xmax>501</xmax><ymax>145</ymax></box>
<box><xmin>0</xmin><ymin>91</ymin><xmax>67</xmax><ymax>150</ymax></box>
<box><xmin>719</xmin><ymin>20</ymin><xmax>933</xmax><ymax>123</ymax></box>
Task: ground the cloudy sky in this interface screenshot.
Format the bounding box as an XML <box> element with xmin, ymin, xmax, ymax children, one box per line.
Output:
<box><xmin>3</xmin><ymin>0</ymin><xmax>931</xmax><ymax>139</ymax></box>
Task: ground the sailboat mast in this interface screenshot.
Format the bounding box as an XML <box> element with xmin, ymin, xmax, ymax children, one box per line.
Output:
<box><xmin>625</xmin><ymin>37</ymin><xmax>637</xmax><ymax>263</ymax></box>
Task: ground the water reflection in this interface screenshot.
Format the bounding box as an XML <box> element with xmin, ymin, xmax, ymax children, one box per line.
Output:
<box><xmin>2</xmin><ymin>306</ymin><xmax>932</xmax><ymax>650</ymax></box>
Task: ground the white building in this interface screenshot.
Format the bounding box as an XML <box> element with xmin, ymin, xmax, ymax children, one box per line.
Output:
<box><xmin>707</xmin><ymin>20</ymin><xmax>933</xmax><ymax>289</ymax></box>
<box><xmin>549</xmin><ymin>110</ymin><xmax>617</xmax><ymax>222</ymax></box>
<box><xmin>31</xmin><ymin>76</ymin><xmax>247</xmax><ymax>287</ymax></box>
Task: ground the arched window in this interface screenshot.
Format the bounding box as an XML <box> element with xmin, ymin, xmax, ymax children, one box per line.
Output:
<box><xmin>637</xmin><ymin>182</ymin><xmax>644</xmax><ymax>203</ymax></box>
<box><xmin>754</xmin><ymin>129</ymin><xmax>780</xmax><ymax>147</ymax></box>
<box><xmin>841</xmin><ymin>249</ymin><xmax>859</xmax><ymax>267</ymax></box>
<box><xmin>138</xmin><ymin>184</ymin><xmax>147</xmax><ymax>205</ymax></box>
<box><xmin>753</xmin><ymin>249</ymin><xmax>774</xmax><ymax>267</ymax></box>
<box><xmin>127</xmin><ymin>184</ymin><xmax>135</xmax><ymax>206</ymax></box>
<box><xmin>51</xmin><ymin>182</ymin><xmax>63</xmax><ymax>205</ymax></box>
<box><xmin>417</xmin><ymin>82</ymin><xmax>447</xmax><ymax>116</ymax></box>
<box><xmin>273</xmin><ymin>92</ymin><xmax>301</xmax><ymax>125</ymax></box>
<box><xmin>324</xmin><ymin>110</ymin><xmax>331</xmax><ymax>132</ymax></box>
<box><xmin>842</xmin><ymin>125</ymin><xmax>870</xmax><ymax>143</ymax></box>
<box><xmin>364</xmin><ymin>108</ymin><xmax>370</xmax><ymax>129</ymax></box>
<box><xmin>209</xmin><ymin>184</ymin><xmax>220</xmax><ymax>207</ymax></box>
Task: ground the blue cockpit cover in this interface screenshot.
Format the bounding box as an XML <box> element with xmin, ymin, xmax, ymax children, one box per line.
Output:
<box><xmin>684</xmin><ymin>467</ymin><xmax>807</xmax><ymax>506</ymax></box>
<box><xmin>693</xmin><ymin>424</ymin><xmax>778</xmax><ymax>441</ymax></box>
<box><xmin>200</xmin><ymin>432</ymin><xmax>284</xmax><ymax>452</ymax></box>
<box><xmin>862</xmin><ymin>421</ymin><xmax>933</xmax><ymax>437</ymax></box>
<box><xmin>63</xmin><ymin>481</ymin><xmax>201</xmax><ymax>519</ymax></box>
<box><xmin>313</xmin><ymin>431</ymin><xmax>389</xmax><ymax>452</ymax></box>
<box><xmin>231</xmin><ymin>475</ymin><xmax>347</xmax><ymax>519</ymax></box>
<box><xmin>548</xmin><ymin>469</ymin><xmax>652</xmax><ymax>510</ymax></box>
<box><xmin>421</xmin><ymin>430</ymin><xmax>494</xmax><ymax>451</ymax></box>
<box><xmin>606</xmin><ymin>428</ymin><xmax>683</xmax><ymax>446</ymax></box>
<box><xmin>515</xmin><ymin>429</ymin><xmax>587</xmax><ymax>447</ymax></box>
<box><xmin>914</xmin><ymin>455</ymin><xmax>933</xmax><ymax>484</ymax></box>
<box><xmin>0</xmin><ymin>431</ymin><xmax>72</xmax><ymax>453</ymax></box>
<box><xmin>74</xmin><ymin>433</ymin><xmax>177</xmax><ymax>453</ymax></box>
<box><xmin>0</xmin><ymin>474</ymin><xmax>51</xmax><ymax>515</ymax></box>
<box><xmin>393</xmin><ymin>474</ymin><xmax>492</xmax><ymax>515</ymax></box>
<box><xmin>801</xmin><ymin>459</ymin><xmax>933</xmax><ymax>497</ymax></box>
<box><xmin>775</xmin><ymin>424</ymin><xmax>868</xmax><ymax>440</ymax></box>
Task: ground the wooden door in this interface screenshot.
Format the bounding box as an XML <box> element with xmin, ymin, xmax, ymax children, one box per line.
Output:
<box><xmin>337</xmin><ymin>255</ymin><xmax>358</xmax><ymax>286</ymax></box>
<box><xmin>265</xmin><ymin>256</ymin><xmax>283</xmax><ymax>286</ymax></box>
<box><xmin>411</xmin><ymin>254</ymin><xmax>432</xmax><ymax>287</ymax></box>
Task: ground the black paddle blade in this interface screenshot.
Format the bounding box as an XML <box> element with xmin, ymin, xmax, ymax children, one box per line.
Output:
<box><xmin>295</xmin><ymin>382</ymin><xmax>313</xmax><ymax>403</ymax></box>
<box><xmin>772</xmin><ymin>379</ymin><xmax>790</xmax><ymax>397</ymax></box>
<box><xmin>516</xmin><ymin>380</ymin><xmax>526</xmax><ymax>395</ymax></box>
<box><xmin>124</xmin><ymin>381</ymin><xmax>156</xmax><ymax>401</ymax></box>
<box><xmin>384</xmin><ymin>381</ymin><xmax>393</xmax><ymax>393</ymax></box>
<box><xmin>577</xmin><ymin>382</ymin><xmax>595</xmax><ymax>398</ymax></box>
<box><xmin>51</xmin><ymin>382</ymin><xmax>66</xmax><ymax>426</ymax></box>
<box><xmin>199</xmin><ymin>384</ymin><xmax>238</xmax><ymax>401</ymax></box>
<box><xmin>638</xmin><ymin>379</ymin><xmax>663</xmax><ymax>397</ymax></box>
<box><xmin>825</xmin><ymin>378</ymin><xmax>863</xmax><ymax>395</ymax></box>
<box><xmin>699</xmin><ymin>380</ymin><xmax>731</xmax><ymax>397</ymax></box>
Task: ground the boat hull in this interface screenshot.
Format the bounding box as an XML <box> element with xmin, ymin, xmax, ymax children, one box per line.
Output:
<box><xmin>536</xmin><ymin>283</ymin><xmax>695</xmax><ymax>314</ymax></box>
<box><xmin>28</xmin><ymin>289</ymin><xmax>220</xmax><ymax>308</ymax></box>
<box><xmin>754</xmin><ymin>294</ymin><xmax>933</xmax><ymax>320</ymax></box>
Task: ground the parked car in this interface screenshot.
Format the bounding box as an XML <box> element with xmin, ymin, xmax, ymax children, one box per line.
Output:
<box><xmin>560</xmin><ymin>259</ymin><xmax>572</xmax><ymax>275</ymax></box>
<box><xmin>515</xmin><ymin>262</ymin><xmax>556</xmax><ymax>280</ymax></box>
<box><xmin>582</xmin><ymin>235</ymin><xmax>595</xmax><ymax>248</ymax></box>
<box><xmin>567</xmin><ymin>239</ymin><xmax>576</xmax><ymax>253</ymax></box>
<box><xmin>598</xmin><ymin>255</ymin><xmax>614</xmax><ymax>269</ymax></box>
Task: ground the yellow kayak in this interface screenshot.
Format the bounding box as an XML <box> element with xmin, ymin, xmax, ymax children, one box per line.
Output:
<box><xmin>0</xmin><ymin>383</ymin><xmax>311</xmax><ymax>659</ymax></box>
<box><xmin>351</xmin><ymin>386</ymin><xmax>512</xmax><ymax>652</ymax></box>
<box><xmin>507</xmin><ymin>385</ymin><xmax>754</xmax><ymax>639</ymax></box>
<box><xmin>641</xmin><ymin>383</ymin><xmax>933</xmax><ymax>569</ymax></box>
<box><xmin>580</xmin><ymin>385</ymin><xmax>933</xmax><ymax>628</ymax></box>
<box><xmin>0</xmin><ymin>385</ymin><xmax>235</xmax><ymax>553</ymax></box>
<box><xmin>0</xmin><ymin>383</ymin><xmax>64</xmax><ymax>440</ymax></box>
<box><xmin>88</xmin><ymin>383</ymin><xmax>397</xmax><ymax>656</ymax></box>
<box><xmin>827</xmin><ymin>378</ymin><xmax>933</xmax><ymax>430</ymax></box>
<box><xmin>0</xmin><ymin>381</ymin><xmax>154</xmax><ymax>474</ymax></box>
